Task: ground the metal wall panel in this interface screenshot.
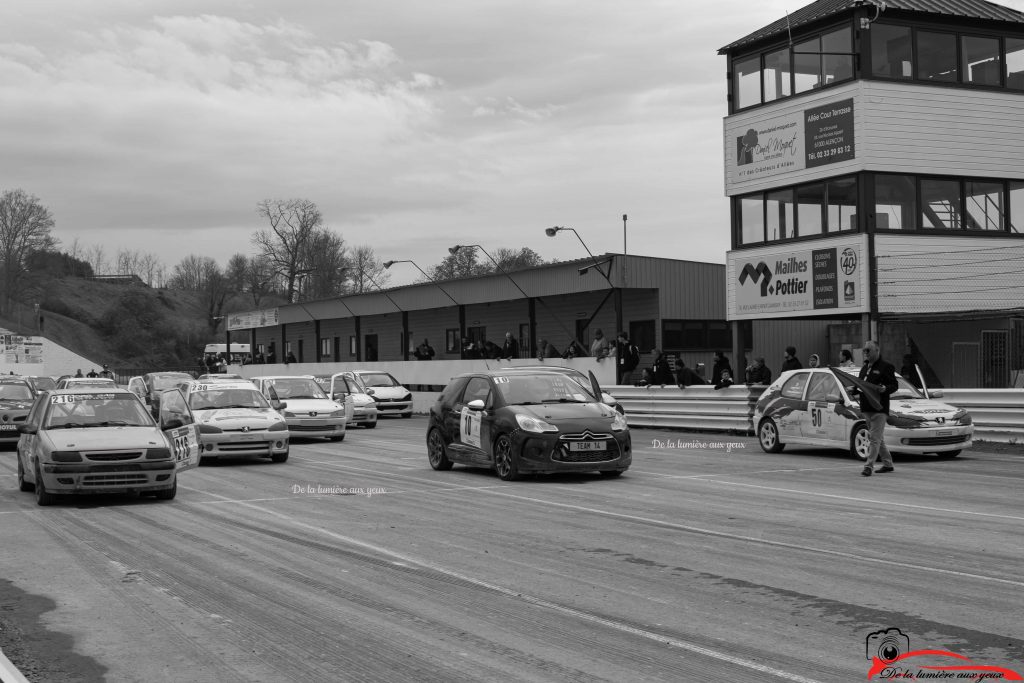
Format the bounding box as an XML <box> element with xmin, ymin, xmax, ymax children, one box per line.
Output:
<box><xmin>750</xmin><ymin>318</ymin><xmax>833</xmax><ymax>378</ymax></box>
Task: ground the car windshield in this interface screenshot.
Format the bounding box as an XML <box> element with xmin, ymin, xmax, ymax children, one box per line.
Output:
<box><xmin>189</xmin><ymin>388</ymin><xmax>270</xmax><ymax>410</ymax></box>
<box><xmin>29</xmin><ymin>378</ymin><xmax>57</xmax><ymax>391</ymax></box>
<box><xmin>360</xmin><ymin>373</ymin><xmax>398</xmax><ymax>388</ymax></box>
<box><xmin>264</xmin><ymin>378</ymin><xmax>327</xmax><ymax>400</ymax></box>
<box><xmin>892</xmin><ymin>375</ymin><xmax>924</xmax><ymax>399</ymax></box>
<box><xmin>44</xmin><ymin>394</ymin><xmax>155</xmax><ymax>428</ymax></box>
<box><xmin>151</xmin><ymin>374</ymin><xmax>192</xmax><ymax>390</ymax></box>
<box><xmin>494</xmin><ymin>373</ymin><xmax>596</xmax><ymax>405</ymax></box>
<box><xmin>0</xmin><ymin>382</ymin><xmax>34</xmax><ymax>400</ymax></box>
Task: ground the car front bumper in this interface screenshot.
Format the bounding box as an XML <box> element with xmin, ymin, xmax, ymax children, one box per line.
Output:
<box><xmin>200</xmin><ymin>431</ymin><xmax>290</xmax><ymax>457</ymax></box>
<box><xmin>885</xmin><ymin>425</ymin><xmax>973</xmax><ymax>454</ymax></box>
<box><xmin>284</xmin><ymin>417</ymin><xmax>346</xmax><ymax>438</ymax></box>
<box><xmin>38</xmin><ymin>460</ymin><xmax>176</xmax><ymax>494</ymax></box>
<box><xmin>514</xmin><ymin>431</ymin><xmax>632</xmax><ymax>473</ymax></box>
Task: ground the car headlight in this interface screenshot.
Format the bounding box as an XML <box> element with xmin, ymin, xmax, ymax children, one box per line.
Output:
<box><xmin>402</xmin><ymin>393</ymin><xmax>412</xmax><ymax>402</ymax></box>
<box><xmin>268</xmin><ymin>421</ymin><xmax>288</xmax><ymax>432</ymax></box>
<box><xmin>611</xmin><ymin>412</ymin><xmax>628</xmax><ymax>432</ymax></box>
<box><xmin>515</xmin><ymin>413</ymin><xmax>558</xmax><ymax>433</ymax></box>
<box><xmin>328</xmin><ymin>408</ymin><xmax>346</xmax><ymax>417</ymax></box>
<box><xmin>283</xmin><ymin>411</ymin><xmax>296</xmax><ymax>418</ymax></box>
<box><xmin>354</xmin><ymin>397</ymin><xmax>373</xmax><ymax>406</ymax></box>
<box><xmin>952</xmin><ymin>410</ymin><xmax>972</xmax><ymax>425</ymax></box>
<box><xmin>146</xmin><ymin>447</ymin><xmax>172</xmax><ymax>460</ymax></box>
<box><xmin>197</xmin><ymin>423</ymin><xmax>223</xmax><ymax>435</ymax></box>
<box><xmin>887</xmin><ymin>414</ymin><xmax>926</xmax><ymax>428</ymax></box>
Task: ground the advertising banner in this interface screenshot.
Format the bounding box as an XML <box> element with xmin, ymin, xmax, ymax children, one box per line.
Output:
<box><xmin>227</xmin><ymin>308</ymin><xmax>279</xmax><ymax>331</ymax></box>
<box><xmin>728</xmin><ymin>235</ymin><xmax>868</xmax><ymax>320</ymax></box>
<box><xmin>726</xmin><ymin>96</ymin><xmax>856</xmax><ymax>190</ymax></box>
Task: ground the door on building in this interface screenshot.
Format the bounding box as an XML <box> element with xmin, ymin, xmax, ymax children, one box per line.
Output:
<box><xmin>365</xmin><ymin>334</ymin><xmax>379</xmax><ymax>362</ymax></box>
<box><xmin>952</xmin><ymin>342</ymin><xmax>979</xmax><ymax>388</ymax></box>
<box><xmin>519</xmin><ymin>323</ymin><xmax>530</xmax><ymax>358</ymax></box>
<box><xmin>981</xmin><ymin>330</ymin><xmax>1010</xmax><ymax>388</ymax></box>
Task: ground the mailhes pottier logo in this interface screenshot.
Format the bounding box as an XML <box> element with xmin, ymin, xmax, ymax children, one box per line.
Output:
<box><xmin>738</xmin><ymin>259</ymin><xmax>808</xmax><ymax>297</ymax></box>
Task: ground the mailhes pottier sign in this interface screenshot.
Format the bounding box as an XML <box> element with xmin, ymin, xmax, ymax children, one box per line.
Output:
<box><xmin>727</xmin><ymin>234</ymin><xmax>869</xmax><ymax>320</ymax></box>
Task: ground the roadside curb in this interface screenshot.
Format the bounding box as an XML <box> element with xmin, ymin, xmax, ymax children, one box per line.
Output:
<box><xmin>0</xmin><ymin>645</ymin><xmax>30</xmax><ymax>683</ymax></box>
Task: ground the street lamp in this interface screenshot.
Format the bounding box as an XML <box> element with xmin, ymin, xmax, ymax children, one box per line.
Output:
<box><xmin>545</xmin><ymin>226</ymin><xmax>614</xmax><ymax>287</ymax></box>
<box><xmin>383</xmin><ymin>259</ymin><xmax>460</xmax><ymax>307</ymax></box>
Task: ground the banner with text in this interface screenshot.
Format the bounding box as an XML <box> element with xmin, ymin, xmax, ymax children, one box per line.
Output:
<box><xmin>227</xmin><ymin>308</ymin><xmax>279</xmax><ymax>331</ymax></box>
<box><xmin>727</xmin><ymin>235</ymin><xmax>869</xmax><ymax>320</ymax></box>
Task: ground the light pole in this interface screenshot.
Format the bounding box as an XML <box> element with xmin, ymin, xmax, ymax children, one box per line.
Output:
<box><xmin>545</xmin><ymin>226</ymin><xmax>614</xmax><ymax>287</ymax></box>
<box><xmin>622</xmin><ymin>213</ymin><xmax>628</xmax><ymax>287</ymax></box>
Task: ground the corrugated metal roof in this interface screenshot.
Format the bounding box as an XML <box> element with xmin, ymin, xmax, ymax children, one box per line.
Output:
<box><xmin>719</xmin><ymin>0</ymin><xmax>1024</xmax><ymax>54</ymax></box>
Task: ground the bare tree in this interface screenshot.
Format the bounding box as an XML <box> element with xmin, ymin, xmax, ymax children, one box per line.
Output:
<box><xmin>116</xmin><ymin>249</ymin><xmax>143</xmax><ymax>276</ymax></box>
<box><xmin>487</xmin><ymin>247</ymin><xmax>545</xmax><ymax>273</ymax></box>
<box><xmin>167</xmin><ymin>254</ymin><xmax>209</xmax><ymax>290</ymax></box>
<box><xmin>252</xmin><ymin>198</ymin><xmax>323</xmax><ymax>302</ymax></box>
<box><xmin>138</xmin><ymin>253</ymin><xmax>162</xmax><ymax>287</ymax></box>
<box><xmin>86</xmin><ymin>244</ymin><xmax>107</xmax><ymax>276</ymax></box>
<box><xmin>300</xmin><ymin>229</ymin><xmax>349</xmax><ymax>300</ymax></box>
<box><xmin>225</xmin><ymin>253</ymin><xmax>249</xmax><ymax>293</ymax></box>
<box><xmin>429</xmin><ymin>248</ymin><xmax>485</xmax><ymax>281</ymax></box>
<box><xmin>0</xmin><ymin>189</ymin><xmax>57</xmax><ymax>313</ymax></box>
<box><xmin>245</xmin><ymin>256</ymin><xmax>278</xmax><ymax>307</ymax></box>
<box><xmin>346</xmin><ymin>244</ymin><xmax>391</xmax><ymax>294</ymax></box>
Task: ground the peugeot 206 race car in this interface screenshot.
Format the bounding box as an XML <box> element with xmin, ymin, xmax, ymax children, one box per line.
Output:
<box><xmin>754</xmin><ymin>367</ymin><xmax>973</xmax><ymax>459</ymax></box>
<box><xmin>427</xmin><ymin>369</ymin><xmax>630</xmax><ymax>481</ymax></box>
<box><xmin>319</xmin><ymin>372</ymin><xmax>377</xmax><ymax>428</ymax></box>
<box><xmin>351</xmin><ymin>370</ymin><xmax>413</xmax><ymax>418</ymax></box>
<box><xmin>249</xmin><ymin>375</ymin><xmax>348</xmax><ymax>442</ymax></box>
<box><xmin>181</xmin><ymin>381</ymin><xmax>290</xmax><ymax>463</ymax></box>
<box><xmin>16</xmin><ymin>387</ymin><xmax>200</xmax><ymax>505</ymax></box>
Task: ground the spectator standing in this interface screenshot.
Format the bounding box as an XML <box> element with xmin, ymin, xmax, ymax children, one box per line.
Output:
<box><xmin>414</xmin><ymin>339</ymin><xmax>436</xmax><ymax>361</ymax></box>
<box><xmin>86</xmin><ymin>368</ymin><xmax>99</xmax><ymax>378</ymax></box>
<box><xmin>286</xmin><ymin>350</ymin><xmax>297</xmax><ymax>364</ymax></box>
<box><xmin>711</xmin><ymin>351</ymin><xmax>732</xmax><ymax>385</ymax></box>
<box><xmin>537</xmin><ymin>339</ymin><xmax>560</xmax><ymax>360</ymax></box>
<box><xmin>745</xmin><ymin>357</ymin><xmax>772</xmax><ymax>385</ymax></box>
<box><xmin>781</xmin><ymin>346</ymin><xmax>802</xmax><ymax>372</ymax></box>
<box><xmin>462</xmin><ymin>338</ymin><xmax>479</xmax><ymax>359</ymax></box>
<box><xmin>74</xmin><ymin>369</ymin><xmax>84</xmax><ymax>378</ymax></box>
<box><xmin>615</xmin><ymin>332</ymin><xmax>640</xmax><ymax>385</ymax></box>
<box><xmin>99</xmin><ymin>364</ymin><xmax>114</xmax><ymax>379</ymax></box>
<box><xmin>500</xmin><ymin>332</ymin><xmax>520</xmax><ymax>360</ymax></box>
<box><xmin>649</xmin><ymin>349</ymin><xmax>674</xmax><ymax>386</ymax></box>
<box><xmin>562</xmin><ymin>341</ymin><xmax>586</xmax><ymax>359</ymax></box>
<box><xmin>714</xmin><ymin>369</ymin><xmax>735</xmax><ymax>390</ymax></box>
<box><xmin>808</xmin><ymin>354</ymin><xmax>821</xmax><ymax>368</ymax></box>
<box><xmin>839</xmin><ymin>349</ymin><xmax>856</xmax><ymax>367</ymax></box>
<box><xmin>590</xmin><ymin>329</ymin><xmax>611</xmax><ymax>361</ymax></box>
<box><xmin>482</xmin><ymin>339</ymin><xmax>502</xmax><ymax>359</ymax></box>
<box><xmin>856</xmin><ymin>341</ymin><xmax>899</xmax><ymax>476</ymax></box>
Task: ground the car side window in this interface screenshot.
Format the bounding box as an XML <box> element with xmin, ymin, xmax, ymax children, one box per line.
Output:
<box><xmin>460</xmin><ymin>377</ymin><xmax>492</xmax><ymax>405</ymax></box>
<box><xmin>160</xmin><ymin>389</ymin><xmax>193</xmax><ymax>426</ymax></box>
<box><xmin>439</xmin><ymin>378</ymin><xmax>469</xmax><ymax>405</ymax></box>
<box><xmin>780</xmin><ymin>373</ymin><xmax>809</xmax><ymax>399</ymax></box>
<box><xmin>805</xmin><ymin>373</ymin><xmax>842</xmax><ymax>403</ymax></box>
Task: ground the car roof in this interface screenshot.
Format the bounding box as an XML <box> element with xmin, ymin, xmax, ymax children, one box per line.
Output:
<box><xmin>50</xmin><ymin>386</ymin><xmax>133</xmax><ymax>395</ymax></box>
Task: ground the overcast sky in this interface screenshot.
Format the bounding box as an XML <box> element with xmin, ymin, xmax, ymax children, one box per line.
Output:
<box><xmin>3</xmin><ymin>1</ymin><xmax>1023</xmax><ymax>286</ymax></box>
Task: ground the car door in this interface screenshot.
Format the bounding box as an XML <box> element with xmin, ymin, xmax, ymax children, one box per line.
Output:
<box><xmin>158</xmin><ymin>389</ymin><xmax>201</xmax><ymax>472</ymax></box>
<box><xmin>801</xmin><ymin>372</ymin><xmax>845</xmax><ymax>441</ymax></box>
<box><xmin>455</xmin><ymin>376</ymin><xmax>492</xmax><ymax>464</ymax></box>
<box><xmin>775</xmin><ymin>372</ymin><xmax>810</xmax><ymax>439</ymax></box>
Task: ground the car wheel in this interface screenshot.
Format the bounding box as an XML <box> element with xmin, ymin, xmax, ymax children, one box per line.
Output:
<box><xmin>363</xmin><ymin>421</ymin><xmax>377</xmax><ymax>429</ymax></box>
<box><xmin>401</xmin><ymin>412</ymin><xmax>412</xmax><ymax>419</ymax></box>
<box><xmin>758</xmin><ymin>419</ymin><xmax>785</xmax><ymax>453</ymax></box>
<box><xmin>599</xmin><ymin>470</ymin><xmax>625</xmax><ymax>477</ymax></box>
<box><xmin>850</xmin><ymin>424</ymin><xmax>870</xmax><ymax>460</ymax></box>
<box><xmin>271</xmin><ymin>449</ymin><xmax>290</xmax><ymax>463</ymax></box>
<box><xmin>427</xmin><ymin>428</ymin><xmax>453</xmax><ymax>471</ymax></box>
<box><xmin>493</xmin><ymin>434</ymin><xmax>520</xmax><ymax>481</ymax></box>
<box><xmin>34</xmin><ymin>465</ymin><xmax>56</xmax><ymax>507</ymax></box>
<box><xmin>155</xmin><ymin>479</ymin><xmax>177</xmax><ymax>500</ymax></box>
<box><xmin>17</xmin><ymin>456</ymin><xmax>32</xmax><ymax>492</ymax></box>
<box><xmin>329</xmin><ymin>434</ymin><xmax>345</xmax><ymax>442</ymax></box>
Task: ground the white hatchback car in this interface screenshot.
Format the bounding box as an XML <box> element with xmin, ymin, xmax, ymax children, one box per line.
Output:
<box><xmin>182</xmin><ymin>381</ymin><xmax>290</xmax><ymax>463</ymax></box>
<box><xmin>316</xmin><ymin>372</ymin><xmax>377</xmax><ymax>428</ymax></box>
<box><xmin>754</xmin><ymin>367</ymin><xmax>973</xmax><ymax>459</ymax></box>
<box><xmin>250</xmin><ymin>375</ymin><xmax>349</xmax><ymax>441</ymax></box>
<box><xmin>351</xmin><ymin>371</ymin><xmax>413</xmax><ymax>419</ymax></box>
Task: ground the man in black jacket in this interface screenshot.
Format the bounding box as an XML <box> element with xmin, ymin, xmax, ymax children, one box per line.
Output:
<box><xmin>856</xmin><ymin>340</ymin><xmax>899</xmax><ymax>476</ymax></box>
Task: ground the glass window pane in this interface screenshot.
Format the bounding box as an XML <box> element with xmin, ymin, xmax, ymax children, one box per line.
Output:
<box><xmin>766</xmin><ymin>188</ymin><xmax>795</xmax><ymax>241</ymax></box>
<box><xmin>740</xmin><ymin>195</ymin><xmax>764</xmax><ymax>245</ymax></box>
<box><xmin>1006</xmin><ymin>38</ymin><xmax>1024</xmax><ymax>90</ymax></box>
<box><xmin>662</xmin><ymin>321</ymin><xmax>683</xmax><ymax>349</ymax></box>
<box><xmin>874</xmin><ymin>174</ymin><xmax>916</xmax><ymax>230</ymax></box>
<box><xmin>961</xmin><ymin>35</ymin><xmax>1001</xmax><ymax>86</ymax></box>
<box><xmin>872</xmin><ymin>24</ymin><xmax>913</xmax><ymax>78</ymax></box>
<box><xmin>794</xmin><ymin>37</ymin><xmax>820</xmax><ymax>93</ymax></box>
<box><xmin>1010</xmin><ymin>181</ymin><xmax>1024</xmax><ymax>233</ymax></box>
<box><xmin>822</xmin><ymin>26</ymin><xmax>854</xmax><ymax>84</ymax></box>
<box><xmin>797</xmin><ymin>183</ymin><xmax>824</xmax><ymax>236</ymax></box>
<box><xmin>965</xmin><ymin>180</ymin><xmax>1004</xmax><ymax>230</ymax></box>
<box><xmin>707</xmin><ymin>323</ymin><xmax>731</xmax><ymax>349</ymax></box>
<box><xmin>917</xmin><ymin>31</ymin><xmax>958</xmax><ymax>82</ymax></box>
<box><xmin>826</xmin><ymin>177</ymin><xmax>858</xmax><ymax>232</ymax></box>
<box><xmin>921</xmin><ymin>179</ymin><xmax>961</xmax><ymax>229</ymax></box>
<box><xmin>734</xmin><ymin>55</ymin><xmax>761</xmax><ymax>110</ymax></box>
<box><xmin>763</xmin><ymin>47</ymin><xmax>792</xmax><ymax>102</ymax></box>
<box><xmin>682</xmin><ymin>322</ymin><xmax>704</xmax><ymax>348</ymax></box>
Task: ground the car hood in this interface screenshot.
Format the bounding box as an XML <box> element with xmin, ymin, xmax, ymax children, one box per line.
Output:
<box><xmin>195</xmin><ymin>407</ymin><xmax>284</xmax><ymax>427</ymax></box>
<box><xmin>43</xmin><ymin>426</ymin><xmax>166</xmax><ymax>449</ymax></box>
<box><xmin>281</xmin><ymin>398</ymin><xmax>345</xmax><ymax>413</ymax></box>
<box><xmin>513</xmin><ymin>402</ymin><xmax>617</xmax><ymax>422</ymax></box>
<box><xmin>889</xmin><ymin>398</ymin><xmax>964</xmax><ymax>419</ymax></box>
<box><xmin>0</xmin><ymin>399</ymin><xmax>34</xmax><ymax>410</ymax></box>
<box><xmin>368</xmin><ymin>386</ymin><xmax>409</xmax><ymax>399</ymax></box>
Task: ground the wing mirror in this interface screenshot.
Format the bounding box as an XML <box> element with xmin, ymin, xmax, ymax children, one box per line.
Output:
<box><xmin>17</xmin><ymin>424</ymin><xmax>38</xmax><ymax>435</ymax></box>
<box><xmin>467</xmin><ymin>399</ymin><xmax>485</xmax><ymax>411</ymax></box>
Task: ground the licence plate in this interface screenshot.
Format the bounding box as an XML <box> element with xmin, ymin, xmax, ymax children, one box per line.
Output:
<box><xmin>937</xmin><ymin>431</ymin><xmax>952</xmax><ymax>436</ymax></box>
<box><xmin>235</xmin><ymin>433</ymin><xmax>260</xmax><ymax>441</ymax></box>
<box><xmin>569</xmin><ymin>441</ymin><xmax>606</xmax><ymax>452</ymax></box>
<box><xmin>0</xmin><ymin>425</ymin><xmax>17</xmax><ymax>430</ymax></box>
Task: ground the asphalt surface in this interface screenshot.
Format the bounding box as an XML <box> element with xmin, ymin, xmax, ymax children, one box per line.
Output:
<box><xmin>0</xmin><ymin>418</ymin><xmax>1021</xmax><ymax>682</ymax></box>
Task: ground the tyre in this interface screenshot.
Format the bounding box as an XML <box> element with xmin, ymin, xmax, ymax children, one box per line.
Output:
<box><xmin>758</xmin><ymin>419</ymin><xmax>785</xmax><ymax>453</ymax></box>
<box><xmin>401</xmin><ymin>412</ymin><xmax>412</xmax><ymax>419</ymax></box>
<box><xmin>271</xmin><ymin>449</ymin><xmax>290</xmax><ymax>463</ymax></box>
<box><xmin>17</xmin><ymin>457</ymin><xmax>32</xmax><ymax>492</ymax></box>
<box><xmin>493</xmin><ymin>434</ymin><xmax>520</xmax><ymax>481</ymax></box>
<box><xmin>329</xmin><ymin>434</ymin><xmax>345</xmax><ymax>442</ymax></box>
<box><xmin>427</xmin><ymin>428</ymin><xmax>453</xmax><ymax>471</ymax></box>
<box><xmin>363</xmin><ymin>421</ymin><xmax>377</xmax><ymax>429</ymax></box>
<box><xmin>850</xmin><ymin>424</ymin><xmax>870</xmax><ymax>460</ymax></box>
<box><xmin>599</xmin><ymin>470</ymin><xmax>625</xmax><ymax>477</ymax></box>
<box><xmin>155</xmin><ymin>479</ymin><xmax>177</xmax><ymax>500</ymax></box>
<box><xmin>34</xmin><ymin>465</ymin><xmax>56</xmax><ymax>506</ymax></box>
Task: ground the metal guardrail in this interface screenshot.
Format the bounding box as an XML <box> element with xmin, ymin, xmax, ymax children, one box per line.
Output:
<box><xmin>612</xmin><ymin>385</ymin><xmax>1024</xmax><ymax>444</ymax></box>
